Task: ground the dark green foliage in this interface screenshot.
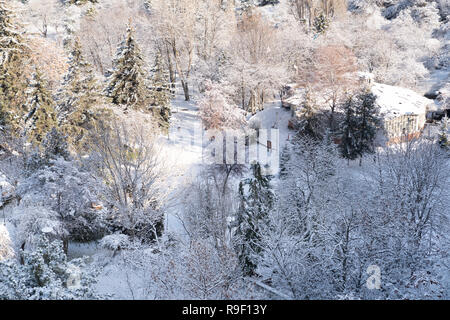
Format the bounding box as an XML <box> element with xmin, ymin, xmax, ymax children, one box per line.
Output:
<box><xmin>357</xmin><ymin>92</ymin><xmax>380</xmax><ymax>155</ymax></box>
<box><xmin>106</xmin><ymin>24</ymin><xmax>149</xmax><ymax>109</ymax></box>
<box><xmin>339</xmin><ymin>96</ymin><xmax>359</xmax><ymax>160</ymax></box>
<box><xmin>42</xmin><ymin>127</ymin><xmax>71</xmax><ymax>162</ymax></box>
<box><xmin>279</xmin><ymin>144</ymin><xmax>290</xmax><ymax>178</ymax></box>
<box><xmin>313</xmin><ymin>13</ymin><xmax>330</xmax><ymax>34</ymax></box>
<box><xmin>297</xmin><ymin>88</ymin><xmax>324</xmax><ymax>140</ymax></box>
<box><xmin>57</xmin><ymin>38</ymin><xmax>106</xmax><ymax>151</ymax></box>
<box><xmin>0</xmin><ymin>0</ymin><xmax>29</xmax><ymax>135</ymax></box>
<box><xmin>25</xmin><ymin>70</ymin><xmax>57</xmax><ymax>146</ymax></box>
<box><xmin>339</xmin><ymin>91</ymin><xmax>381</xmax><ymax>163</ymax></box>
<box><xmin>235</xmin><ymin>162</ymin><xmax>274</xmax><ymax>276</ymax></box>
<box><xmin>150</xmin><ymin>53</ymin><xmax>172</xmax><ymax>132</ymax></box>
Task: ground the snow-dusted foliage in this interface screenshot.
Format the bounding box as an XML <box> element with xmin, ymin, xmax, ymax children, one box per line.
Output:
<box><xmin>1</xmin><ymin>0</ymin><xmax>449</xmax><ymax>301</ymax></box>
<box><xmin>99</xmin><ymin>234</ymin><xmax>130</xmax><ymax>252</ymax></box>
<box><xmin>257</xmin><ymin>138</ymin><xmax>448</xmax><ymax>299</ymax></box>
<box><xmin>199</xmin><ymin>81</ymin><xmax>245</xmax><ymax>130</ymax></box>
<box><xmin>0</xmin><ymin>0</ymin><xmax>26</xmax><ymax>66</ymax></box>
<box><xmin>343</xmin><ymin>1</ymin><xmax>441</xmax><ymax>88</ymax></box>
<box><xmin>56</xmin><ymin>38</ymin><xmax>105</xmax><ymax>151</ymax></box>
<box><xmin>0</xmin><ymin>172</ymin><xmax>14</xmax><ymax>209</ymax></box>
<box><xmin>0</xmin><ymin>236</ymin><xmax>100</xmax><ymax>300</ymax></box>
<box><xmin>0</xmin><ymin>224</ymin><xmax>14</xmax><ymax>261</ymax></box>
<box><xmin>17</xmin><ymin>156</ymin><xmax>106</xmax><ymax>243</ymax></box>
<box><xmin>9</xmin><ymin>204</ymin><xmax>67</xmax><ymax>251</ymax></box>
<box><xmin>105</xmin><ymin>23</ymin><xmax>148</xmax><ymax>109</ymax></box>
<box><xmin>148</xmin><ymin>238</ymin><xmax>253</xmax><ymax>300</ymax></box>
<box><xmin>89</xmin><ymin>122</ymin><xmax>168</xmax><ymax>242</ymax></box>
<box><xmin>24</xmin><ymin>70</ymin><xmax>58</xmax><ymax>146</ymax></box>
<box><xmin>234</xmin><ymin>162</ymin><xmax>274</xmax><ymax>276</ymax></box>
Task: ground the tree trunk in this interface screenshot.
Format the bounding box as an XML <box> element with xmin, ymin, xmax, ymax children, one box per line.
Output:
<box><xmin>182</xmin><ymin>80</ymin><xmax>190</xmax><ymax>101</ymax></box>
<box><xmin>63</xmin><ymin>239</ymin><xmax>69</xmax><ymax>255</ymax></box>
<box><xmin>165</xmin><ymin>45</ymin><xmax>176</xmax><ymax>95</ymax></box>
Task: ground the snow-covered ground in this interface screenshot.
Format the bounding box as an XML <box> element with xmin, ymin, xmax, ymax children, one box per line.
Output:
<box><xmin>59</xmin><ymin>90</ymin><xmax>294</xmax><ymax>299</ymax></box>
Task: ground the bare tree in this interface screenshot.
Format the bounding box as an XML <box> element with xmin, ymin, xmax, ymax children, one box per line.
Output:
<box><xmin>77</xmin><ymin>1</ymin><xmax>148</xmax><ymax>74</ymax></box>
<box><xmin>151</xmin><ymin>0</ymin><xmax>200</xmax><ymax>101</ymax></box>
<box><xmin>299</xmin><ymin>45</ymin><xmax>358</xmax><ymax>131</ymax></box>
<box><xmin>89</xmin><ymin>121</ymin><xmax>170</xmax><ymax>241</ymax></box>
<box><xmin>230</xmin><ymin>11</ymin><xmax>287</xmax><ymax>113</ymax></box>
<box><xmin>27</xmin><ymin>0</ymin><xmax>63</xmax><ymax>39</ymax></box>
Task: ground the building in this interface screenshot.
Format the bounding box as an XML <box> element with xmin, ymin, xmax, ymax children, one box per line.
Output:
<box><xmin>281</xmin><ymin>79</ymin><xmax>435</xmax><ymax>144</ymax></box>
<box><xmin>371</xmin><ymin>83</ymin><xmax>434</xmax><ymax>143</ymax></box>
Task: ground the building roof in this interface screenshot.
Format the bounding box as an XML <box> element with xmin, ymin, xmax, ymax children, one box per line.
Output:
<box><xmin>371</xmin><ymin>83</ymin><xmax>434</xmax><ymax>119</ymax></box>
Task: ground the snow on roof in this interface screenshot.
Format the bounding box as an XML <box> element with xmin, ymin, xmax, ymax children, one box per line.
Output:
<box><xmin>371</xmin><ymin>83</ymin><xmax>433</xmax><ymax>119</ymax></box>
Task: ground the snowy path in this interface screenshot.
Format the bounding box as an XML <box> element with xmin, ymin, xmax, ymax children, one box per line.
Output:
<box><xmin>162</xmin><ymin>94</ymin><xmax>293</xmax><ymax>234</ymax></box>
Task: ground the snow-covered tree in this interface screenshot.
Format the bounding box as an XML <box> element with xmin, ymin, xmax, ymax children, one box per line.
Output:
<box><xmin>65</xmin><ymin>0</ymin><xmax>99</xmax><ymax>6</ymax></box>
<box><xmin>234</xmin><ymin>162</ymin><xmax>274</xmax><ymax>276</ymax></box>
<box><xmin>0</xmin><ymin>0</ymin><xmax>29</xmax><ymax>135</ymax></box>
<box><xmin>150</xmin><ymin>237</ymin><xmax>251</xmax><ymax>299</ymax></box>
<box><xmin>230</xmin><ymin>11</ymin><xmax>287</xmax><ymax>113</ymax></box>
<box><xmin>0</xmin><ymin>236</ymin><xmax>100</xmax><ymax>300</ymax></box>
<box><xmin>105</xmin><ymin>23</ymin><xmax>149</xmax><ymax>109</ymax></box>
<box><xmin>57</xmin><ymin>38</ymin><xmax>105</xmax><ymax>151</ymax></box>
<box><xmin>256</xmin><ymin>137</ymin><xmax>340</xmax><ymax>298</ymax></box>
<box><xmin>302</xmin><ymin>45</ymin><xmax>358</xmax><ymax>131</ymax></box>
<box><xmin>279</xmin><ymin>144</ymin><xmax>291</xmax><ymax>178</ymax></box>
<box><xmin>346</xmin><ymin>4</ymin><xmax>440</xmax><ymax>88</ymax></box>
<box><xmin>339</xmin><ymin>91</ymin><xmax>380</xmax><ymax>163</ymax></box>
<box><xmin>149</xmin><ymin>53</ymin><xmax>171</xmax><ymax>132</ymax></box>
<box><xmin>354</xmin><ymin>91</ymin><xmax>380</xmax><ymax>164</ymax></box>
<box><xmin>288</xmin><ymin>0</ymin><xmax>347</xmax><ymax>29</ymax></box>
<box><xmin>28</xmin><ymin>37</ymin><xmax>68</xmax><ymax>91</ymax></box>
<box><xmin>199</xmin><ymin>80</ymin><xmax>245</xmax><ymax>130</ymax></box>
<box><xmin>25</xmin><ymin>70</ymin><xmax>58</xmax><ymax>146</ymax></box>
<box><xmin>152</xmin><ymin>0</ymin><xmax>199</xmax><ymax>101</ymax></box>
<box><xmin>339</xmin><ymin>94</ymin><xmax>359</xmax><ymax>161</ymax></box>
<box><xmin>194</xmin><ymin>0</ymin><xmax>236</xmax><ymax>84</ymax></box>
<box><xmin>89</xmin><ymin>122</ymin><xmax>168</xmax><ymax>241</ymax></box>
<box><xmin>295</xmin><ymin>87</ymin><xmax>325</xmax><ymax>139</ymax></box>
<box><xmin>0</xmin><ymin>224</ymin><xmax>14</xmax><ymax>261</ymax></box>
<box><xmin>41</xmin><ymin>127</ymin><xmax>71</xmax><ymax>163</ymax></box>
<box><xmin>313</xmin><ymin>12</ymin><xmax>330</xmax><ymax>34</ymax></box>
<box><xmin>17</xmin><ymin>155</ymin><xmax>106</xmax><ymax>245</ymax></box>
<box><xmin>364</xmin><ymin>140</ymin><xmax>449</xmax><ymax>299</ymax></box>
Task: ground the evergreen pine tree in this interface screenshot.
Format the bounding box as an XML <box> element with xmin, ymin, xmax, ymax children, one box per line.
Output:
<box><xmin>339</xmin><ymin>92</ymin><xmax>381</xmax><ymax>164</ymax></box>
<box><xmin>105</xmin><ymin>23</ymin><xmax>149</xmax><ymax>110</ymax></box>
<box><xmin>339</xmin><ymin>95</ymin><xmax>359</xmax><ymax>162</ymax></box>
<box><xmin>313</xmin><ymin>13</ymin><xmax>330</xmax><ymax>35</ymax></box>
<box><xmin>297</xmin><ymin>87</ymin><xmax>323</xmax><ymax>140</ymax></box>
<box><xmin>57</xmin><ymin>38</ymin><xmax>104</xmax><ymax>150</ymax></box>
<box><xmin>235</xmin><ymin>162</ymin><xmax>274</xmax><ymax>276</ymax></box>
<box><xmin>25</xmin><ymin>70</ymin><xmax>57</xmax><ymax>146</ymax></box>
<box><xmin>354</xmin><ymin>92</ymin><xmax>380</xmax><ymax>165</ymax></box>
<box><xmin>0</xmin><ymin>0</ymin><xmax>29</xmax><ymax>135</ymax></box>
<box><xmin>150</xmin><ymin>53</ymin><xmax>171</xmax><ymax>132</ymax></box>
<box><xmin>42</xmin><ymin>127</ymin><xmax>71</xmax><ymax>162</ymax></box>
